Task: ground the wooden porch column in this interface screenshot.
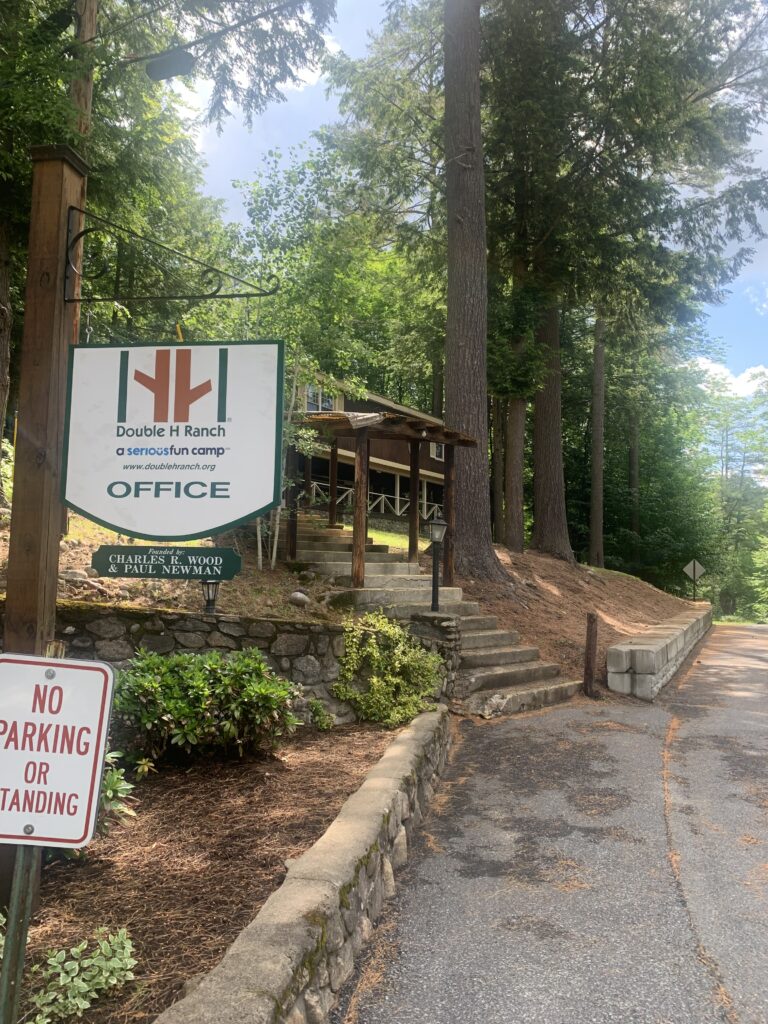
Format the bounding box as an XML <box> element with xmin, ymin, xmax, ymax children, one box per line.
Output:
<box><xmin>286</xmin><ymin>445</ymin><xmax>298</xmax><ymax>560</ymax></box>
<box><xmin>328</xmin><ymin>441</ymin><xmax>338</xmax><ymax>527</ymax></box>
<box><xmin>303</xmin><ymin>452</ymin><xmax>312</xmax><ymax>506</ymax></box>
<box><xmin>443</xmin><ymin>444</ymin><xmax>456</xmax><ymax>586</ymax></box>
<box><xmin>409</xmin><ymin>440</ymin><xmax>420</xmax><ymax>563</ymax></box>
<box><xmin>352</xmin><ymin>429</ymin><xmax>369</xmax><ymax>588</ymax></box>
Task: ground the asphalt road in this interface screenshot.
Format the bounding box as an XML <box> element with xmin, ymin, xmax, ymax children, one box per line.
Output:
<box><xmin>331</xmin><ymin>625</ymin><xmax>768</xmax><ymax>1024</ymax></box>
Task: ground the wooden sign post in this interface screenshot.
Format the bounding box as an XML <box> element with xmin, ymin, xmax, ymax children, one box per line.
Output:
<box><xmin>0</xmin><ymin>146</ymin><xmax>87</xmax><ymax>907</ymax></box>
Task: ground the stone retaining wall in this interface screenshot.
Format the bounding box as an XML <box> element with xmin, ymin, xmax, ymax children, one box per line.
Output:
<box><xmin>0</xmin><ymin>601</ymin><xmax>456</xmax><ymax>724</ymax></box>
<box><xmin>408</xmin><ymin>612</ymin><xmax>461</xmax><ymax>697</ymax></box>
<box><xmin>154</xmin><ymin>706</ymin><xmax>451</xmax><ymax>1024</ymax></box>
<box><xmin>606</xmin><ymin>606</ymin><xmax>713</xmax><ymax>701</ymax></box>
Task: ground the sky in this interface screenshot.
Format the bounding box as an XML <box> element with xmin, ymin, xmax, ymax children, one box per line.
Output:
<box><xmin>187</xmin><ymin>0</ymin><xmax>765</xmax><ymax>394</ymax></box>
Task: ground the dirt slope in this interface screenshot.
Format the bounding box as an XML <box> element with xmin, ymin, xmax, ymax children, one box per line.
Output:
<box><xmin>457</xmin><ymin>546</ymin><xmax>702</xmax><ymax>683</ymax></box>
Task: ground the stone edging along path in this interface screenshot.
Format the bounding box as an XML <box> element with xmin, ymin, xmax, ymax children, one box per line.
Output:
<box><xmin>154</xmin><ymin>706</ymin><xmax>451</xmax><ymax>1024</ymax></box>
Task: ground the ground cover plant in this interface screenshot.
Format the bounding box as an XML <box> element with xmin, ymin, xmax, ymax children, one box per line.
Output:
<box><xmin>24</xmin><ymin>726</ymin><xmax>393</xmax><ymax>1024</ymax></box>
<box><xmin>333</xmin><ymin>612</ymin><xmax>443</xmax><ymax>726</ymax></box>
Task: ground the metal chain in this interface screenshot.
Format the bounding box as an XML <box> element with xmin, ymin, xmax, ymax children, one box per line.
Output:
<box><xmin>84</xmin><ymin>308</ymin><xmax>94</xmax><ymax>345</ymax></box>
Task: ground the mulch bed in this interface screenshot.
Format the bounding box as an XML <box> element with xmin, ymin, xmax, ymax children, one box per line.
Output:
<box><xmin>23</xmin><ymin>726</ymin><xmax>394</xmax><ymax>1024</ymax></box>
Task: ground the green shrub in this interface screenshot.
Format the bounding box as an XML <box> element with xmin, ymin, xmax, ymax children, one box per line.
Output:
<box><xmin>0</xmin><ymin>915</ymin><xmax>136</xmax><ymax>1024</ymax></box>
<box><xmin>307</xmin><ymin>697</ymin><xmax>334</xmax><ymax>731</ymax></box>
<box><xmin>332</xmin><ymin>613</ymin><xmax>442</xmax><ymax>727</ymax></box>
<box><xmin>113</xmin><ymin>647</ymin><xmax>300</xmax><ymax>761</ymax></box>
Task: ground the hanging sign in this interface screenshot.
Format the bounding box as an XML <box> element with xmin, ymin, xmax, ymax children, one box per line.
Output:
<box><xmin>62</xmin><ymin>341</ymin><xmax>284</xmax><ymax>541</ymax></box>
<box><xmin>91</xmin><ymin>545</ymin><xmax>241</xmax><ymax>579</ymax></box>
<box><xmin>0</xmin><ymin>655</ymin><xmax>114</xmax><ymax>849</ymax></box>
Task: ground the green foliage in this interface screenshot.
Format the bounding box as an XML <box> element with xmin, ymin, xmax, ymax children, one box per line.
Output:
<box><xmin>0</xmin><ymin>916</ymin><xmax>136</xmax><ymax>1024</ymax></box>
<box><xmin>332</xmin><ymin>613</ymin><xmax>442</xmax><ymax>727</ymax></box>
<box><xmin>1</xmin><ymin>439</ymin><xmax>14</xmax><ymax>506</ymax></box>
<box><xmin>307</xmin><ymin>697</ymin><xmax>334</xmax><ymax>732</ymax></box>
<box><xmin>113</xmin><ymin>648</ymin><xmax>300</xmax><ymax>762</ymax></box>
<box><xmin>97</xmin><ymin>751</ymin><xmax>136</xmax><ymax>836</ymax></box>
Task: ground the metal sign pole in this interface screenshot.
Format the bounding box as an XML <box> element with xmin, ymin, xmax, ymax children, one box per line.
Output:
<box><xmin>0</xmin><ymin>846</ymin><xmax>42</xmax><ymax>1024</ymax></box>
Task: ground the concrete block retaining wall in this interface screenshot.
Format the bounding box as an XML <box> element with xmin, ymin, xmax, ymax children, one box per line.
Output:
<box><xmin>606</xmin><ymin>606</ymin><xmax>713</xmax><ymax>701</ymax></box>
<box><xmin>154</xmin><ymin>706</ymin><xmax>451</xmax><ymax>1024</ymax></box>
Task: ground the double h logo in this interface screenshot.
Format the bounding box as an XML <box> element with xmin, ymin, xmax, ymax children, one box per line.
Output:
<box><xmin>117</xmin><ymin>349</ymin><xmax>228</xmax><ymax>423</ymax></box>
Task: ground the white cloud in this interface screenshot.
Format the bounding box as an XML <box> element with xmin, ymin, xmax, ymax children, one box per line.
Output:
<box><xmin>744</xmin><ymin>283</ymin><xmax>768</xmax><ymax>315</ymax></box>
<box><xmin>696</xmin><ymin>357</ymin><xmax>766</xmax><ymax>396</ymax></box>
<box><xmin>283</xmin><ymin>34</ymin><xmax>341</xmax><ymax>92</ymax></box>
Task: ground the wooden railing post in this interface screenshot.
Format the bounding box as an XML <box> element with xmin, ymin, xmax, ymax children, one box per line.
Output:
<box><xmin>328</xmin><ymin>441</ymin><xmax>338</xmax><ymax>527</ymax></box>
<box><xmin>409</xmin><ymin>440</ymin><xmax>420</xmax><ymax>563</ymax></box>
<box><xmin>352</xmin><ymin>429</ymin><xmax>369</xmax><ymax>589</ymax></box>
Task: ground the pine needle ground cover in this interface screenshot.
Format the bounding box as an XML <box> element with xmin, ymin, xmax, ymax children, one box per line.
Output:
<box><xmin>24</xmin><ymin>726</ymin><xmax>392</xmax><ymax>1024</ymax></box>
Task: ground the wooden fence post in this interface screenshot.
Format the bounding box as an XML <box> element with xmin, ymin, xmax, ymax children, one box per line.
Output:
<box><xmin>584</xmin><ymin>611</ymin><xmax>598</xmax><ymax>699</ymax></box>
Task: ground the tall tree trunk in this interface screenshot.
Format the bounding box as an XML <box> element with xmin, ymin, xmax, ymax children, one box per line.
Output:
<box><xmin>431</xmin><ymin>352</ymin><xmax>443</xmax><ymax>418</ymax></box>
<box><xmin>504</xmin><ymin>396</ymin><xmax>526</xmax><ymax>552</ymax></box>
<box><xmin>629</xmin><ymin>408</ymin><xmax>640</xmax><ymax>536</ymax></box>
<box><xmin>443</xmin><ymin>0</ymin><xmax>505</xmax><ymax>579</ymax></box>
<box><xmin>491</xmin><ymin>396</ymin><xmax>504</xmax><ymax>541</ymax></box>
<box><xmin>589</xmin><ymin>318</ymin><xmax>606</xmax><ymax>567</ymax></box>
<box><xmin>530</xmin><ymin>305</ymin><xmax>574</xmax><ymax>562</ymax></box>
<box><xmin>0</xmin><ymin>221</ymin><xmax>12</xmax><ymax>508</ymax></box>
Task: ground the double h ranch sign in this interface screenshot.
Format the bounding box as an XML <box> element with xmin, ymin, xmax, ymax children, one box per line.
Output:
<box><xmin>63</xmin><ymin>341</ymin><xmax>284</xmax><ymax>540</ymax></box>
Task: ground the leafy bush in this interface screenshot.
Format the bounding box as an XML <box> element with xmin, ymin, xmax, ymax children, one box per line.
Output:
<box><xmin>97</xmin><ymin>751</ymin><xmax>136</xmax><ymax>835</ymax></box>
<box><xmin>113</xmin><ymin>647</ymin><xmax>300</xmax><ymax>762</ymax></box>
<box><xmin>332</xmin><ymin>613</ymin><xmax>442</xmax><ymax>727</ymax></box>
<box><xmin>0</xmin><ymin>916</ymin><xmax>136</xmax><ymax>1024</ymax></box>
<box><xmin>307</xmin><ymin>697</ymin><xmax>334</xmax><ymax>731</ymax></box>
<box><xmin>0</xmin><ymin>438</ymin><xmax>14</xmax><ymax>505</ymax></box>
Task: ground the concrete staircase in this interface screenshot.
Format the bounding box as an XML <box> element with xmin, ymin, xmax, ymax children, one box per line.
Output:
<box><xmin>288</xmin><ymin>518</ymin><xmax>579</xmax><ymax>717</ymax></box>
<box><xmin>290</xmin><ymin>519</ymin><xmax>480</xmax><ymax>618</ymax></box>
<box><xmin>456</xmin><ymin>614</ymin><xmax>581</xmax><ymax>718</ymax></box>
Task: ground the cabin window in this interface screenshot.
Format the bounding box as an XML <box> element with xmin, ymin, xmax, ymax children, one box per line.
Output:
<box><xmin>305</xmin><ymin>385</ymin><xmax>336</xmax><ymax>412</ymax></box>
<box><xmin>430</xmin><ymin>442</ymin><xmax>445</xmax><ymax>462</ymax></box>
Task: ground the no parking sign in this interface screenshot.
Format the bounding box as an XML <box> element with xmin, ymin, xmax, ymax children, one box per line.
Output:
<box><xmin>0</xmin><ymin>655</ymin><xmax>114</xmax><ymax>850</ymax></box>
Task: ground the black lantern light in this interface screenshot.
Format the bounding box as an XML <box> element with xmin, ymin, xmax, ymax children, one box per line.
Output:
<box><xmin>201</xmin><ymin>579</ymin><xmax>220</xmax><ymax>615</ymax></box>
<box><xmin>428</xmin><ymin>516</ymin><xmax>447</xmax><ymax>612</ymax></box>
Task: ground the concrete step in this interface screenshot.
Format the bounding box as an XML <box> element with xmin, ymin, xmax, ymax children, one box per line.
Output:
<box><xmin>293</xmin><ymin>534</ymin><xmax>374</xmax><ymax>546</ymax></box>
<box><xmin>315</xmin><ymin>564</ymin><xmax>422</xmax><ymax>579</ymax></box>
<box><xmin>462</xmin><ymin>679</ymin><xmax>581</xmax><ymax>719</ymax></box>
<box><xmin>291</xmin><ymin>542</ymin><xmax>390</xmax><ymax>554</ymax></box>
<box><xmin>342</xmin><ymin>586</ymin><xmax>464</xmax><ymax>607</ymax></box>
<box><xmin>461</xmin><ymin>661</ymin><xmax>560</xmax><ymax>695</ymax></box>
<box><xmin>385</xmin><ymin>600</ymin><xmax>481</xmax><ymax>620</ymax></box>
<box><xmin>350</xmin><ymin>575</ymin><xmax>434</xmax><ymax>590</ymax></box>
<box><xmin>295</xmin><ymin>550</ymin><xmax>406</xmax><ymax>564</ymax></box>
<box><xmin>458</xmin><ymin>615</ymin><xmax>499</xmax><ymax>632</ymax></box>
<box><xmin>461</xmin><ymin>628</ymin><xmax>520</xmax><ymax>650</ymax></box>
<box><xmin>460</xmin><ymin>645</ymin><xmax>540</xmax><ymax>669</ymax></box>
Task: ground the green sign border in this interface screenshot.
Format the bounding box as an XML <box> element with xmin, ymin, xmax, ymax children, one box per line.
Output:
<box><xmin>61</xmin><ymin>340</ymin><xmax>285</xmax><ymax>542</ymax></box>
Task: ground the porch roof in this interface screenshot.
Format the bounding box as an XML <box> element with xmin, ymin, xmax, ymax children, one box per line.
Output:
<box><xmin>300</xmin><ymin>411</ymin><xmax>477</xmax><ymax>447</ymax></box>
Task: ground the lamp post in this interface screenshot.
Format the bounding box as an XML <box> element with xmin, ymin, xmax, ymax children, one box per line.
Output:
<box><xmin>201</xmin><ymin>580</ymin><xmax>220</xmax><ymax>615</ymax></box>
<box><xmin>429</xmin><ymin>516</ymin><xmax>447</xmax><ymax>612</ymax></box>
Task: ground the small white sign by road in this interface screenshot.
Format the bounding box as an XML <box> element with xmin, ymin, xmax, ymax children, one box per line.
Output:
<box><xmin>683</xmin><ymin>560</ymin><xmax>706</xmax><ymax>581</ymax></box>
<box><xmin>0</xmin><ymin>655</ymin><xmax>114</xmax><ymax>849</ymax></box>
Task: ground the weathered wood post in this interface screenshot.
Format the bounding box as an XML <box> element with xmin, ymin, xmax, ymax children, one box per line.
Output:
<box><xmin>1</xmin><ymin>146</ymin><xmax>88</xmax><ymax>907</ymax></box>
<box><xmin>352</xmin><ymin>429</ymin><xmax>369</xmax><ymax>588</ymax></box>
<box><xmin>409</xmin><ymin>439</ymin><xmax>420</xmax><ymax>563</ymax></box>
<box><xmin>584</xmin><ymin>611</ymin><xmax>599</xmax><ymax>699</ymax></box>
<box><xmin>328</xmin><ymin>440</ymin><xmax>338</xmax><ymax>527</ymax></box>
